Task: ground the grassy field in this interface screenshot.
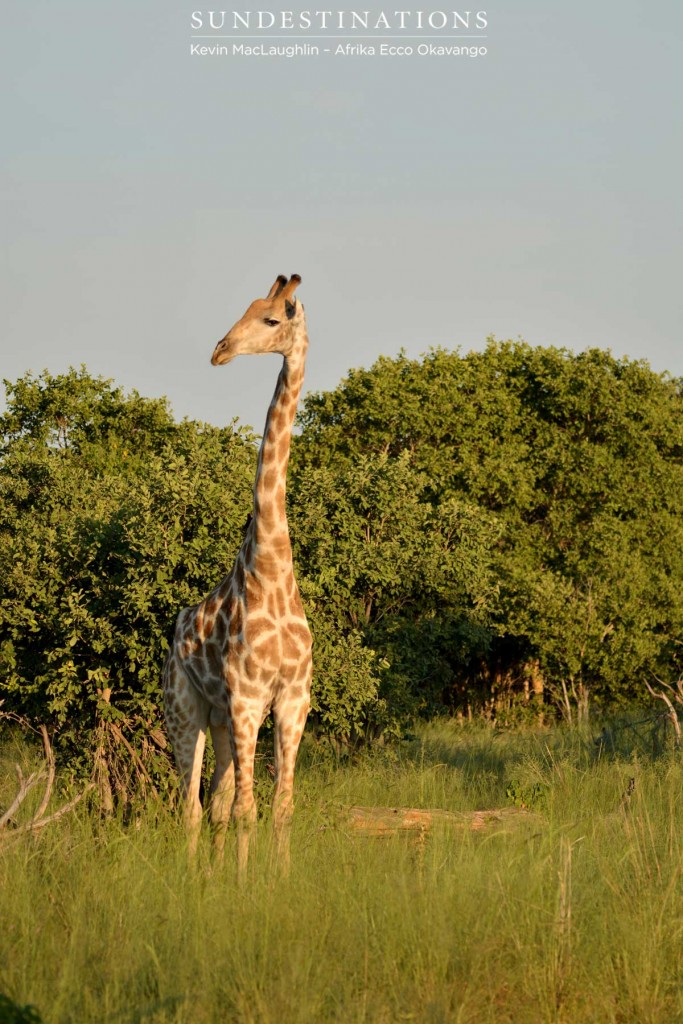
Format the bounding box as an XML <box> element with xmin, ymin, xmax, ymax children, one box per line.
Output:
<box><xmin>1</xmin><ymin>721</ymin><xmax>683</xmax><ymax>1024</ymax></box>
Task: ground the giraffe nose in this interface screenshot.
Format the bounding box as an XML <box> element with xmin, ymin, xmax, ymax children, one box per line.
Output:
<box><xmin>211</xmin><ymin>338</ymin><xmax>229</xmax><ymax>365</ymax></box>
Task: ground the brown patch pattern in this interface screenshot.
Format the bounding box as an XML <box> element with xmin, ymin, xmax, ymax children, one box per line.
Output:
<box><xmin>163</xmin><ymin>276</ymin><xmax>312</xmax><ymax>872</ymax></box>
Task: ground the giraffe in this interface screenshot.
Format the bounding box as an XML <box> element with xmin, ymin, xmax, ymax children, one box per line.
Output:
<box><xmin>162</xmin><ymin>273</ymin><xmax>312</xmax><ymax>876</ymax></box>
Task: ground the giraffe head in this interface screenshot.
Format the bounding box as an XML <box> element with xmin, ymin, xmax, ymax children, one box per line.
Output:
<box><xmin>211</xmin><ymin>274</ymin><xmax>304</xmax><ymax>366</ymax></box>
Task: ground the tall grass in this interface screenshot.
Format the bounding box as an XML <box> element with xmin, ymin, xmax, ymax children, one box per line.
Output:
<box><xmin>2</xmin><ymin>722</ymin><xmax>683</xmax><ymax>1023</ymax></box>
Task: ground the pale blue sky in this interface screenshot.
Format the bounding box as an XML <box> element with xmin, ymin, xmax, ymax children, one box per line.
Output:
<box><xmin>2</xmin><ymin>0</ymin><xmax>681</xmax><ymax>432</ymax></box>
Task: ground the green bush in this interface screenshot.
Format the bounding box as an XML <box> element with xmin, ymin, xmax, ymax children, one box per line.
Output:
<box><xmin>293</xmin><ymin>341</ymin><xmax>683</xmax><ymax>717</ymax></box>
<box><xmin>0</xmin><ymin>994</ymin><xmax>43</xmax><ymax>1024</ymax></box>
<box><xmin>1</xmin><ymin>342</ymin><xmax>682</xmax><ymax>794</ymax></box>
<box><xmin>0</xmin><ymin>369</ymin><xmax>256</xmax><ymax>792</ymax></box>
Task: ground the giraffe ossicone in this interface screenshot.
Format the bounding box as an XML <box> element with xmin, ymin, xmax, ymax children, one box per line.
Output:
<box><xmin>163</xmin><ymin>273</ymin><xmax>312</xmax><ymax>876</ymax></box>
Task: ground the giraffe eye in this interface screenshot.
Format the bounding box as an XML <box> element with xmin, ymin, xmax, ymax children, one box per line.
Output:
<box><xmin>264</xmin><ymin>318</ymin><xmax>280</xmax><ymax>327</ymax></box>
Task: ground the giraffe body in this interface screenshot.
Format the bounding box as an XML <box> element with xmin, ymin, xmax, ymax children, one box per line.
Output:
<box><xmin>163</xmin><ymin>275</ymin><xmax>312</xmax><ymax>873</ymax></box>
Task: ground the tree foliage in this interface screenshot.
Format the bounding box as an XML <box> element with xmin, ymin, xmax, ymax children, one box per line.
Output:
<box><xmin>1</xmin><ymin>343</ymin><xmax>682</xmax><ymax>791</ymax></box>
<box><xmin>0</xmin><ymin>369</ymin><xmax>256</xmax><ymax>789</ymax></box>
<box><xmin>289</xmin><ymin>450</ymin><xmax>500</xmax><ymax>737</ymax></box>
<box><xmin>293</xmin><ymin>341</ymin><xmax>683</xmax><ymax>716</ymax></box>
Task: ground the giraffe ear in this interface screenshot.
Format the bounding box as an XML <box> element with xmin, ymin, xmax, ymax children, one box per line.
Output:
<box><xmin>267</xmin><ymin>275</ymin><xmax>288</xmax><ymax>299</ymax></box>
<box><xmin>285</xmin><ymin>299</ymin><xmax>297</xmax><ymax>320</ymax></box>
<box><xmin>280</xmin><ymin>274</ymin><xmax>302</xmax><ymax>300</ymax></box>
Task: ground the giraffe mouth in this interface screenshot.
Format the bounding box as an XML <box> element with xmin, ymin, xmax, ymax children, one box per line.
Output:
<box><xmin>211</xmin><ymin>342</ymin><xmax>234</xmax><ymax>366</ymax></box>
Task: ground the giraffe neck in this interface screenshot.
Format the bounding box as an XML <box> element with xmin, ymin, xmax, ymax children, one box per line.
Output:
<box><xmin>251</xmin><ymin>326</ymin><xmax>308</xmax><ymax>556</ymax></box>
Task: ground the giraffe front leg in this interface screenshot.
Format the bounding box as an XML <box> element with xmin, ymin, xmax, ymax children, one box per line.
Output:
<box><xmin>228</xmin><ymin>699</ymin><xmax>260</xmax><ymax>882</ymax></box>
<box><xmin>272</xmin><ymin>689</ymin><xmax>310</xmax><ymax>875</ymax></box>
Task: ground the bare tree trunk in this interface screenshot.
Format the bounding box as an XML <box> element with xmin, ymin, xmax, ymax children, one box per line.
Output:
<box><xmin>560</xmin><ymin>679</ymin><xmax>573</xmax><ymax>726</ymax></box>
<box><xmin>525</xmin><ymin>659</ymin><xmax>545</xmax><ymax>725</ymax></box>
<box><xmin>645</xmin><ymin>678</ymin><xmax>682</xmax><ymax>749</ymax></box>
<box><xmin>94</xmin><ymin>688</ymin><xmax>114</xmax><ymax>814</ymax></box>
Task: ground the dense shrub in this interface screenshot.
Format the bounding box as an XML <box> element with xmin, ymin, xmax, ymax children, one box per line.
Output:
<box><xmin>292</xmin><ymin>341</ymin><xmax>683</xmax><ymax>717</ymax></box>
<box><xmin>1</xmin><ymin>342</ymin><xmax>682</xmax><ymax>793</ymax></box>
<box><xmin>0</xmin><ymin>369</ymin><xmax>256</xmax><ymax>791</ymax></box>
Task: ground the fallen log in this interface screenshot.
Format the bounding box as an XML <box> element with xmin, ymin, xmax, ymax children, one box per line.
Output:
<box><xmin>339</xmin><ymin>805</ymin><xmax>538</xmax><ymax>837</ymax></box>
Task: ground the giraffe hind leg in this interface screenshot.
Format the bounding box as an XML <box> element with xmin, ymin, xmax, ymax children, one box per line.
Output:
<box><xmin>208</xmin><ymin>708</ymin><xmax>235</xmax><ymax>858</ymax></box>
<box><xmin>163</xmin><ymin>654</ymin><xmax>209</xmax><ymax>856</ymax></box>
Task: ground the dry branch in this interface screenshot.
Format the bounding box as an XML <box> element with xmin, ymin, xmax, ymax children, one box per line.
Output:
<box><xmin>645</xmin><ymin>678</ymin><xmax>682</xmax><ymax>748</ymax></box>
<box><xmin>108</xmin><ymin>721</ymin><xmax>158</xmax><ymax>795</ymax></box>
<box><xmin>339</xmin><ymin>805</ymin><xmax>537</xmax><ymax>837</ymax></box>
<box><xmin>33</xmin><ymin>724</ymin><xmax>56</xmax><ymax>821</ymax></box>
<box><xmin>0</xmin><ymin>766</ymin><xmax>43</xmax><ymax>830</ymax></box>
<box><xmin>0</xmin><ymin>726</ymin><xmax>93</xmax><ymax>839</ymax></box>
<box><xmin>10</xmin><ymin>784</ymin><xmax>95</xmax><ymax>834</ymax></box>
